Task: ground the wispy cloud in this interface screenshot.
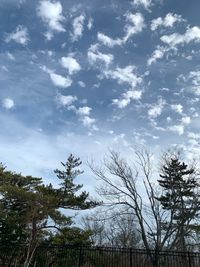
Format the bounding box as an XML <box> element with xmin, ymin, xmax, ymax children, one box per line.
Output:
<box><xmin>97</xmin><ymin>33</ymin><xmax>122</xmax><ymax>48</ymax></box>
<box><xmin>41</xmin><ymin>66</ymin><xmax>72</xmax><ymax>88</ymax></box>
<box><xmin>168</xmin><ymin>124</ymin><xmax>184</xmax><ymax>135</ymax></box>
<box><xmin>80</xmin><ymin>116</ymin><xmax>96</xmax><ymax>129</ymax></box>
<box><xmin>148</xmin><ymin>98</ymin><xmax>166</xmax><ymax>119</ymax></box>
<box><xmin>88</xmin><ymin>44</ymin><xmax>114</xmax><ymax>67</ymax></box>
<box><xmin>102</xmin><ymin>65</ymin><xmax>142</xmax><ymax>88</ymax></box>
<box><xmin>87</xmin><ymin>17</ymin><xmax>93</xmax><ymax>30</ymax></box>
<box><xmin>124</xmin><ymin>12</ymin><xmax>145</xmax><ymax>41</ymax></box>
<box><xmin>161</xmin><ymin>26</ymin><xmax>200</xmax><ymax>47</ymax></box>
<box><xmin>147</xmin><ymin>46</ymin><xmax>168</xmax><ymax>65</ymax></box>
<box><xmin>179</xmin><ymin>70</ymin><xmax>200</xmax><ymax>96</ymax></box>
<box><xmin>113</xmin><ymin>90</ymin><xmax>142</xmax><ymax>108</ymax></box>
<box><xmin>5</xmin><ymin>25</ymin><xmax>29</xmax><ymax>45</ymax></box>
<box><xmin>168</xmin><ymin>116</ymin><xmax>191</xmax><ymax>136</ymax></box>
<box><xmin>71</xmin><ymin>14</ymin><xmax>85</xmax><ymax>41</ymax></box>
<box><xmin>76</xmin><ymin>106</ymin><xmax>92</xmax><ymax>116</ymax></box>
<box><xmin>56</xmin><ymin>94</ymin><xmax>77</xmax><ymax>107</ymax></box>
<box><xmin>76</xmin><ymin>107</ymin><xmax>97</xmax><ymax>131</ymax></box>
<box><xmin>151</xmin><ymin>13</ymin><xmax>184</xmax><ymax>31</ymax></box>
<box><xmin>132</xmin><ymin>0</ymin><xmax>152</xmax><ymax>10</ymax></box>
<box><xmin>7</xmin><ymin>52</ymin><xmax>15</xmax><ymax>61</ymax></box>
<box><xmin>97</xmin><ymin>12</ymin><xmax>145</xmax><ymax>47</ymax></box>
<box><xmin>101</xmin><ymin>65</ymin><xmax>143</xmax><ymax>108</ymax></box>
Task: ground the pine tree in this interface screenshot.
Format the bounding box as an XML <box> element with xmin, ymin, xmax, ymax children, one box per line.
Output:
<box><xmin>157</xmin><ymin>156</ymin><xmax>199</xmax><ymax>251</ymax></box>
<box><xmin>0</xmin><ymin>155</ymin><xmax>97</xmax><ymax>265</ymax></box>
<box><xmin>54</xmin><ymin>154</ymin><xmax>97</xmax><ymax>209</ymax></box>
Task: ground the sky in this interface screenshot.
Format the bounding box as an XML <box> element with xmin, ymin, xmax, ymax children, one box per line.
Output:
<box><xmin>1</xmin><ymin>0</ymin><xmax>200</xmax><ymax>188</ymax></box>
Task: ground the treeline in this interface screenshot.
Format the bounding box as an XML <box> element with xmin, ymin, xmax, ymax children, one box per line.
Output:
<box><xmin>1</xmin><ymin>149</ymin><xmax>200</xmax><ymax>267</ymax></box>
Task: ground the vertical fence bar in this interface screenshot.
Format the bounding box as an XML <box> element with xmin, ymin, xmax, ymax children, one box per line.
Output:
<box><xmin>188</xmin><ymin>252</ymin><xmax>192</xmax><ymax>267</ymax></box>
<box><xmin>78</xmin><ymin>246</ymin><xmax>82</xmax><ymax>267</ymax></box>
<box><xmin>129</xmin><ymin>248</ymin><xmax>132</xmax><ymax>267</ymax></box>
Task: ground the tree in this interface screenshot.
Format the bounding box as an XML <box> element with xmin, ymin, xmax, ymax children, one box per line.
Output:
<box><xmin>89</xmin><ymin>149</ymin><xmax>200</xmax><ymax>267</ymax></box>
<box><xmin>54</xmin><ymin>154</ymin><xmax>97</xmax><ymax>210</ymax></box>
<box><xmin>82</xmin><ymin>209</ymin><xmax>141</xmax><ymax>247</ymax></box>
<box><xmin>47</xmin><ymin>226</ymin><xmax>92</xmax><ymax>246</ymax></box>
<box><xmin>157</xmin><ymin>154</ymin><xmax>200</xmax><ymax>251</ymax></box>
<box><xmin>0</xmin><ymin>154</ymin><xmax>97</xmax><ymax>267</ymax></box>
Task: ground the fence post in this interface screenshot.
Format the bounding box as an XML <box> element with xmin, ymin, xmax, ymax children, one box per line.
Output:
<box><xmin>78</xmin><ymin>246</ymin><xmax>82</xmax><ymax>267</ymax></box>
<box><xmin>155</xmin><ymin>249</ymin><xmax>158</xmax><ymax>267</ymax></box>
<box><xmin>130</xmin><ymin>248</ymin><xmax>132</xmax><ymax>267</ymax></box>
<box><xmin>188</xmin><ymin>252</ymin><xmax>192</xmax><ymax>267</ymax></box>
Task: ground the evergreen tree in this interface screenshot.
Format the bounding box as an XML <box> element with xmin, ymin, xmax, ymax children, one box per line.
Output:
<box><xmin>0</xmin><ymin>155</ymin><xmax>97</xmax><ymax>266</ymax></box>
<box><xmin>157</xmin><ymin>155</ymin><xmax>200</xmax><ymax>251</ymax></box>
<box><xmin>54</xmin><ymin>154</ymin><xmax>97</xmax><ymax>209</ymax></box>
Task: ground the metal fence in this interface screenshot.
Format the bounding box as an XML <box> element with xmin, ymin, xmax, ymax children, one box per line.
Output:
<box><xmin>0</xmin><ymin>245</ymin><xmax>200</xmax><ymax>267</ymax></box>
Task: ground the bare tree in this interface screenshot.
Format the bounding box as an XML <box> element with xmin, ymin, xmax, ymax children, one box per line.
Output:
<box><xmin>89</xmin><ymin>149</ymin><xmax>200</xmax><ymax>266</ymax></box>
<box><xmin>82</xmin><ymin>208</ymin><xmax>141</xmax><ymax>247</ymax></box>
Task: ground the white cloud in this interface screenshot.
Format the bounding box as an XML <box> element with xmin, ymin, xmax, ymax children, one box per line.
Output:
<box><xmin>166</xmin><ymin>116</ymin><xmax>172</xmax><ymax>122</ymax></box>
<box><xmin>1</xmin><ymin>66</ymin><xmax>8</xmax><ymax>72</ymax></box>
<box><xmin>171</xmin><ymin>104</ymin><xmax>183</xmax><ymax>114</ymax></box>
<box><xmin>132</xmin><ymin>0</ymin><xmax>152</xmax><ymax>10</ymax></box>
<box><xmin>148</xmin><ymin>98</ymin><xmax>166</xmax><ymax>118</ymax></box>
<box><xmin>37</xmin><ymin>1</ymin><xmax>65</xmax><ymax>33</ymax></box>
<box><xmin>5</xmin><ymin>25</ymin><xmax>29</xmax><ymax>45</ymax></box>
<box><xmin>97</xmin><ymin>13</ymin><xmax>144</xmax><ymax>47</ymax></box>
<box><xmin>181</xmin><ymin>116</ymin><xmax>191</xmax><ymax>125</ymax></box>
<box><xmin>87</xmin><ymin>18</ymin><xmax>93</xmax><ymax>30</ymax></box>
<box><xmin>2</xmin><ymin>98</ymin><xmax>14</xmax><ymax>109</ymax></box>
<box><xmin>102</xmin><ymin>65</ymin><xmax>142</xmax><ymax>88</ymax></box>
<box><xmin>151</xmin><ymin>17</ymin><xmax>162</xmax><ymax>31</ymax></box>
<box><xmin>101</xmin><ymin>64</ymin><xmax>143</xmax><ymax>109</ymax></box>
<box><xmin>81</xmin><ymin>116</ymin><xmax>96</xmax><ymax>127</ymax></box>
<box><xmin>78</xmin><ymin>81</ymin><xmax>86</xmax><ymax>87</ymax></box>
<box><xmin>161</xmin><ymin>26</ymin><xmax>200</xmax><ymax>48</ymax></box>
<box><xmin>188</xmin><ymin>139</ymin><xmax>198</xmax><ymax>146</ymax></box>
<box><xmin>77</xmin><ymin>106</ymin><xmax>92</xmax><ymax>116</ymax></box>
<box><xmin>50</xmin><ymin>73</ymin><xmax>72</xmax><ymax>88</ymax></box>
<box><xmin>44</xmin><ymin>31</ymin><xmax>54</xmax><ymax>41</ymax></box>
<box><xmin>61</xmin><ymin>56</ymin><xmax>81</xmax><ymax>75</ymax></box>
<box><xmin>167</xmin><ymin>115</ymin><xmax>191</xmax><ymax>136</ymax></box>
<box><xmin>88</xmin><ymin>44</ymin><xmax>114</xmax><ymax>67</ymax></box>
<box><xmin>151</xmin><ymin>13</ymin><xmax>183</xmax><ymax>31</ymax></box>
<box><xmin>181</xmin><ymin>70</ymin><xmax>200</xmax><ymax>96</ymax></box>
<box><xmin>71</xmin><ymin>14</ymin><xmax>85</xmax><ymax>41</ymax></box>
<box><xmin>113</xmin><ymin>90</ymin><xmax>142</xmax><ymax>108</ymax></box>
<box><xmin>7</xmin><ymin>52</ymin><xmax>15</xmax><ymax>61</ymax></box>
<box><xmin>168</xmin><ymin>124</ymin><xmax>184</xmax><ymax>135</ymax></box>
<box><xmin>147</xmin><ymin>46</ymin><xmax>167</xmax><ymax>65</ymax></box>
<box><xmin>97</xmin><ymin>33</ymin><xmax>122</xmax><ymax>48</ymax></box>
<box><xmin>75</xmin><ymin>106</ymin><xmax>97</xmax><ymax>130</ymax></box>
<box><xmin>56</xmin><ymin>94</ymin><xmax>77</xmax><ymax>107</ymax></box>
<box><xmin>112</xmin><ymin>133</ymin><xmax>129</xmax><ymax>147</ymax></box>
<box><xmin>124</xmin><ymin>12</ymin><xmax>145</xmax><ymax>42</ymax></box>
<box><xmin>188</xmin><ymin>71</ymin><xmax>200</xmax><ymax>86</ymax></box>
<box><xmin>188</xmin><ymin>132</ymin><xmax>200</xmax><ymax>139</ymax></box>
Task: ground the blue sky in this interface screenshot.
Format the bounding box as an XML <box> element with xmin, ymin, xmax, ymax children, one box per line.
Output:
<box><xmin>1</xmin><ymin>0</ymin><xmax>200</xmax><ymax>187</ymax></box>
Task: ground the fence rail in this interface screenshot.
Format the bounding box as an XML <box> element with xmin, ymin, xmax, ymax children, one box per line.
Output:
<box><xmin>0</xmin><ymin>245</ymin><xmax>200</xmax><ymax>267</ymax></box>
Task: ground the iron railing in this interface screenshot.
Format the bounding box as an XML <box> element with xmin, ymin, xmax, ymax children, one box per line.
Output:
<box><xmin>0</xmin><ymin>245</ymin><xmax>200</xmax><ymax>267</ymax></box>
